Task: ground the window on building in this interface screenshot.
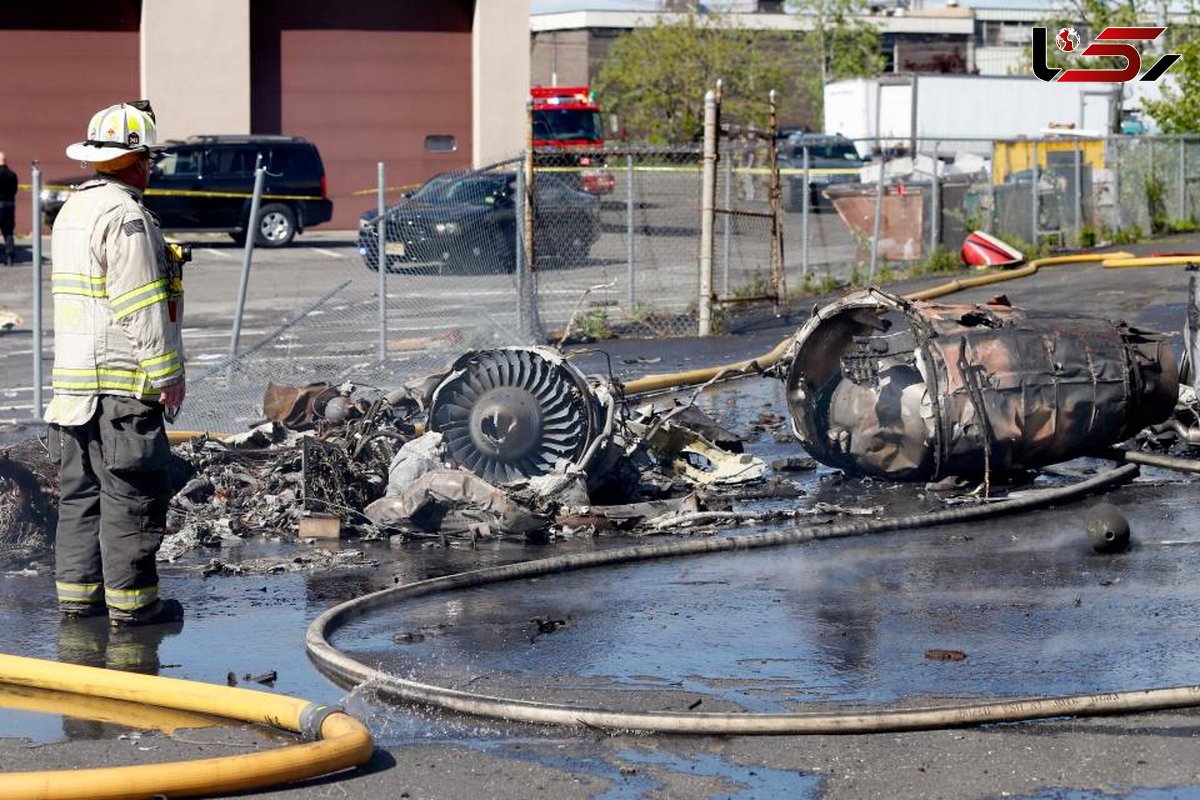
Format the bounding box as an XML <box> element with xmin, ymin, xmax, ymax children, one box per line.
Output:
<box><xmin>425</xmin><ymin>135</ymin><xmax>457</xmax><ymax>153</ymax></box>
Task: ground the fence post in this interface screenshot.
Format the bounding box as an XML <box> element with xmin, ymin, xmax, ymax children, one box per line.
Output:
<box><xmin>930</xmin><ymin>140</ymin><xmax>940</xmax><ymax>258</ymax></box>
<box><xmin>31</xmin><ymin>161</ymin><xmax>43</xmax><ymax>419</ymax></box>
<box><xmin>515</xmin><ymin>163</ymin><xmax>527</xmax><ymax>336</ymax></box>
<box><xmin>1073</xmin><ymin>138</ymin><xmax>1082</xmax><ymax>245</ymax></box>
<box><xmin>1180</xmin><ymin>135</ymin><xmax>1187</xmax><ymax>222</ymax></box>
<box><xmin>869</xmin><ymin>80</ymin><xmax>884</xmax><ymax>282</ymax></box>
<box><xmin>627</xmin><ymin>152</ymin><xmax>637</xmax><ymax>310</ymax></box>
<box><xmin>801</xmin><ymin>144</ymin><xmax>810</xmax><ymax>280</ymax></box>
<box><xmin>767</xmin><ymin>89</ymin><xmax>785</xmax><ymax>311</ymax></box>
<box><xmin>714</xmin><ymin>79</ymin><xmax>729</xmax><ymax>300</ymax></box>
<box><xmin>228</xmin><ymin>153</ymin><xmax>265</xmax><ymax>381</ymax></box>
<box><xmin>522</xmin><ymin>106</ymin><xmax>542</xmax><ymax>339</ymax></box>
<box><xmin>987</xmin><ymin>140</ymin><xmax>996</xmax><ymax>233</ymax></box>
<box><xmin>376</xmin><ymin>161</ymin><xmax>387</xmax><ymax>362</ymax></box>
<box><xmin>721</xmin><ymin>142</ymin><xmax>732</xmax><ymax>298</ymax></box>
<box><xmin>1031</xmin><ymin>139</ymin><xmax>1040</xmax><ymax>251</ymax></box>
<box><xmin>1110</xmin><ymin>137</ymin><xmax>1122</xmax><ymax>234</ymax></box>
<box><xmin>698</xmin><ymin>90</ymin><xmax>717</xmax><ymax>337</ymax></box>
<box><xmin>868</xmin><ymin>148</ymin><xmax>888</xmax><ymax>284</ymax></box>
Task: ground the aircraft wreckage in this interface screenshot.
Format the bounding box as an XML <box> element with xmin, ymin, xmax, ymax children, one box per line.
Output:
<box><xmin>8</xmin><ymin>288</ymin><xmax>1178</xmax><ymax>559</ymax></box>
<box><xmin>352</xmin><ymin>288</ymin><xmax>1181</xmax><ymax>537</ymax></box>
<box><xmin>783</xmin><ymin>288</ymin><xmax>1178</xmax><ymax>481</ymax></box>
<box><xmin>399</xmin><ymin>289</ymin><xmax>1179</xmax><ymax>490</ymax></box>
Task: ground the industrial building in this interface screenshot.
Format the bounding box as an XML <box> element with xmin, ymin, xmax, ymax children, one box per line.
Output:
<box><xmin>0</xmin><ymin>0</ymin><xmax>529</xmax><ymax>230</ymax></box>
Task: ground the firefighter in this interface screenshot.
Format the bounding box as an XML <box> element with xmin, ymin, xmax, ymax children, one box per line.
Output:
<box><xmin>46</xmin><ymin>101</ymin><xmax>186</xmax><ymax>627</ymax></box>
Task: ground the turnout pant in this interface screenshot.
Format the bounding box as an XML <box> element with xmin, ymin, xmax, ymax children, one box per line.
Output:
<box><xmin>0</xmin><ymin>200</ymin><xmax>13</xmax><ymax>264</ymax></box>
<box><xmin>49</xmin><ymin>396</ymin><xmax>171</xmax><ymax>618</ymax></box>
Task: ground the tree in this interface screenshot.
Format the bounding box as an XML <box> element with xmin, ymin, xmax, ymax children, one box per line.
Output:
<box><xmin>594</xmin><ymin>12</ymin><xmax>795</xmax><ymax>143</ymax></box>
<box><xmin>790</xmin><ymin>0</ymin><xmax>884</xmax><ymax>81</ymax></box>
<box><xmin>789</xmin><ymin>0</ymin><xmax>885</xmax><ymax>121</ymax></box>
<box><xmin>1030</xmin><ymin>0</ymin><xmax>1177</xmax><ymax>132</ymax></box>
<box><xmin>1141</xmin><ymin>25</ymin><xmax>1200</xmax><ymax>132</ymax></box>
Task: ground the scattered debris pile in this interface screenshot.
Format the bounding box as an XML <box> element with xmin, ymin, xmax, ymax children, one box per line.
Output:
<box><xmin>363</xmin><ymin>347</ymin><xmax>767</xmax><ymax>542</ymax></box>
<box><xmin>163</xmin><ymin>381</ymin><xmax>425</xmax><ymax>560</ymax></box>
<box><xmin>1135</xmin><ymin>269</ymin><xmax>1200</xmax><ymax>455</ymax></box>
<box><xmin>0</xmin><ymin>439</ymin><xmax>57</xmax><ymax>570</ymax></box>
<box><xmin>17</xmin><ymin>285</ymin><xmax>1189</xmax><ymax>570</ymax></box>
<box><xmin>160</xmin><ymin>348</ymin><xmax>770</xmax><ymax>557</ymax></box>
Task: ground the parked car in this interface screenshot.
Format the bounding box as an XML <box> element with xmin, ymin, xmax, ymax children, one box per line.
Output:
<box><xmin>41</xmin><ymin>135</ymin><xmax>332</xmax><ymax>247</ymax></box>
<box><xmin>358</xmin><ymin>170</ymin><xmax>601</xmax><ymax>274</ymax></box>
<box><xmin>776</xmin><ymin>133</ymin><xmax>867</xmax><ymax>212</ymax></box>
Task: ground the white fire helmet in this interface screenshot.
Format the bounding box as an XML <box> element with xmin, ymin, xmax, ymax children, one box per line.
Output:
<box><xmin>65</xmin><ymin>101</ymin><xmax>158</xmax><ymax>164</ymax></box>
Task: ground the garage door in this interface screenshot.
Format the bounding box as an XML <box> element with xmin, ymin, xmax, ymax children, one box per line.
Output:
<box><xmin>0</xmin><ymin>2</ymin><xmax>141</xmax><ymax>235</ymax></box>
<box><xmin>252</xmin><ymin>1</ymin><xmax>474</xmax><ymax>230</ymax></box>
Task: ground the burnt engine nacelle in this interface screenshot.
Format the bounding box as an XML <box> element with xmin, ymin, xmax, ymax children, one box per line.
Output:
<box><xmin>784</xmin><ymin>289</ymin><xmax>1178</xmax><ymax>481</ymax></box>
<box><xmin>426</xmin><ymin>347</ymin><xmax>614</xmax><ymax>484</ymax></box>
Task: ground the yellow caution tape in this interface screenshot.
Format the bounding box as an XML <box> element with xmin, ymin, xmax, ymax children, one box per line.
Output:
<box><xmin>23</xmin><ymin>183</ymin><xmax>322</xmax><ymax>201</ymax></box>
<box><xmin>142</xmin><ymin>188</ymin><xmax>324</xmax><ymax>201</ymax></box>
<box><xmin>348</xmin><ymin>183</ymin><xmax>422</xmax><ymax>197</ymax></box>
<box><xmin>22</xmin><ymin>164</ymin><xmax>862</xmax><ymax>201</ymax></box>
<box><xmin>536</xmin><ymin>165</ymin><xmax>859</xmax><ymax>176</ymax></box>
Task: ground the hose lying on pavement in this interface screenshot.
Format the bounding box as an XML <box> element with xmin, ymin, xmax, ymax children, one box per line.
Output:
<box><xmin>0</xmin><ymin>653</ymin><xmax>373</xmax><ymax>800</ymax></box>
<box><xmin>167</xmin><ymin>430</ymin><xmax>228</xmax><ymax>444</ymax></box>
<box><xmin>1102</xmin><ymin>255</ymin><xmax>1200</xmax><ymax>268</ymax></box>
<box><xmin>622</xmin><ymin>253</ymin><xmax>1132</xmax><ymax>397</ymax></box>
<box><xmin>1109</xmin><ymin>448</ymin><xmax>1200</xmax><ymax>474</ymax></box>
<box><xmin>303</xmin><ymin>461</ymin><xmax>1200</xmax><ymax>735</ymax></box>
<box><xmin>0</xmin><ymin>682</ymin><xmax>220</xmax><ymax>735</ymax></box>
<box><xmin>167</xmin><ymin>253</ymin><xmax>1128</xmax><ymax>437</ymax></box>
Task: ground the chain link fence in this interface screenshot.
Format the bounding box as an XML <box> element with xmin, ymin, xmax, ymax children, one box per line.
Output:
<box><xmin>532</xmin><ymin>147</ymin><xmax>704</xmax><ymax>339</ymax></box>
<box><xmin>11</xmin><ymin>132</ymin><xmax>1200</xmax><ymax>431</ymax></box>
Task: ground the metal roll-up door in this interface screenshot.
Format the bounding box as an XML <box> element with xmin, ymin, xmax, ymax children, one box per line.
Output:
<box><xmin>252</xmin><ymin>1</ymin><xmax>474</xmax><ymax>230</ymax></box>
<box><xmin>0</xmin><ymin>3</ymin><xmax>141</xmax><ymax>235</ymax></box>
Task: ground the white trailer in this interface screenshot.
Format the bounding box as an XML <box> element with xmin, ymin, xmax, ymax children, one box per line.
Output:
<box><xmin>824</xmin><ymin>76</ymin><xmax>1120</xmax><ymax>157</ymax></box>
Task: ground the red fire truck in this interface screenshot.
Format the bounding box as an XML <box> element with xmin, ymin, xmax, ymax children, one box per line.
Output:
<box><xmin>531</xmin><ymin>86</ymin><xmax>614</xmax><ymax>195</ymax></box>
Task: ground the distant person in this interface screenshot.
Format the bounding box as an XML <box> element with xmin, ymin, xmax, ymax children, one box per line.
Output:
<box><xmin>0</xmin><ymin>153</ymin><xmax>17</xmax><ymax>265</ymax></box>
<box><xmin>47</xmin><ymin>101</ymin><xmax>186</xmax><ymax>627</ymax></box>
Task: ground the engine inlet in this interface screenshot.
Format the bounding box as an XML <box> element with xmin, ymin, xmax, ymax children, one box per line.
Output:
<box><xmin>426</xmin><ymin>347</ymin><xmax>612</xmax><ymax>484</ymax></box>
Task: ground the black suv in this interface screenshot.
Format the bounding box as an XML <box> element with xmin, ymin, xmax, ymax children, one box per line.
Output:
<box><xmin>42</xmin><ymin>135</ymin><xmax>332</xmax><ymax>247</ymax></box>
<box><xmin>776</xmin><ymin>133</ymin><xmax>866</xmax><ymax>212</ymax></box>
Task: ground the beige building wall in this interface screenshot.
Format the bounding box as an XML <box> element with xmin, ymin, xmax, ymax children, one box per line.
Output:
<box><xmin>473</xmin><ymin>0</ymin><xmax>530</xmax><ymax>165</ymax></box>
<box><xmin>530</xmin><ymin>29</ymin><xmax>591</xmax><ymax>87</ymax></box>
<box><xmin>141</xmin><ymin>0</ymin><xmax>251</xmax><ymax>140</ymax></box>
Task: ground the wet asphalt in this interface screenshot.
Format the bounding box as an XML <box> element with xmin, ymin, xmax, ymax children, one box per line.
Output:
<box><xmin>4</xmin><ymin>236</ymin><xmax>1200</xmax><ymax>798</ymax></box>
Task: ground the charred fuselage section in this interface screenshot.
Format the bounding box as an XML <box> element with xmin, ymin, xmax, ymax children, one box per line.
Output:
<box><xmin>784</xmin><ymin>289</ymin><xmax>1178</xmax><ymax>481</ymax></box>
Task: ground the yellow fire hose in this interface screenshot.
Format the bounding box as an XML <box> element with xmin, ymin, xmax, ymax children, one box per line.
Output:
<box><xmin>0</xmin><ymin>683</ymin><xmax>220</xmax><ymax>735</ymax></box>
<box><xmin>902</xmin><ymin>251</ymin><xmax>1133</xmax><ymax>301</ymax></box>
<box><xmin>621</xmin><ymin>336</ymin><xmax>795</xmax><ymax>395</ymax></box>
<box><xmin>164</xmin><ymin>251</ymin><xmax>1138</xmax><ymax>434</ymax></box>
<box><xmin>1102</xmin><ymin>255</ymin><xmax>1200</xmax><ymax>268</ymax></box>
<box><xmin>623</xmin><ymin>252</ymin><xmax>1134</xmax><ymax>395</ymax></box>
<box><xmin>166</xmin><ymin>430</ymin><xmax>227</xmax><ymax>444</ymax></box>
<box><xmin>0</xmin><ymin>653</ymin><xmax>373</xmax><ymax>800</ymax></box>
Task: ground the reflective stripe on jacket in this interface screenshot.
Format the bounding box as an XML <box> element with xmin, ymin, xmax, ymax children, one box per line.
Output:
<box><xmin>45</xmin><ymin>178</ymin><xmax>184</xmax><ymax>424</ymax></box>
